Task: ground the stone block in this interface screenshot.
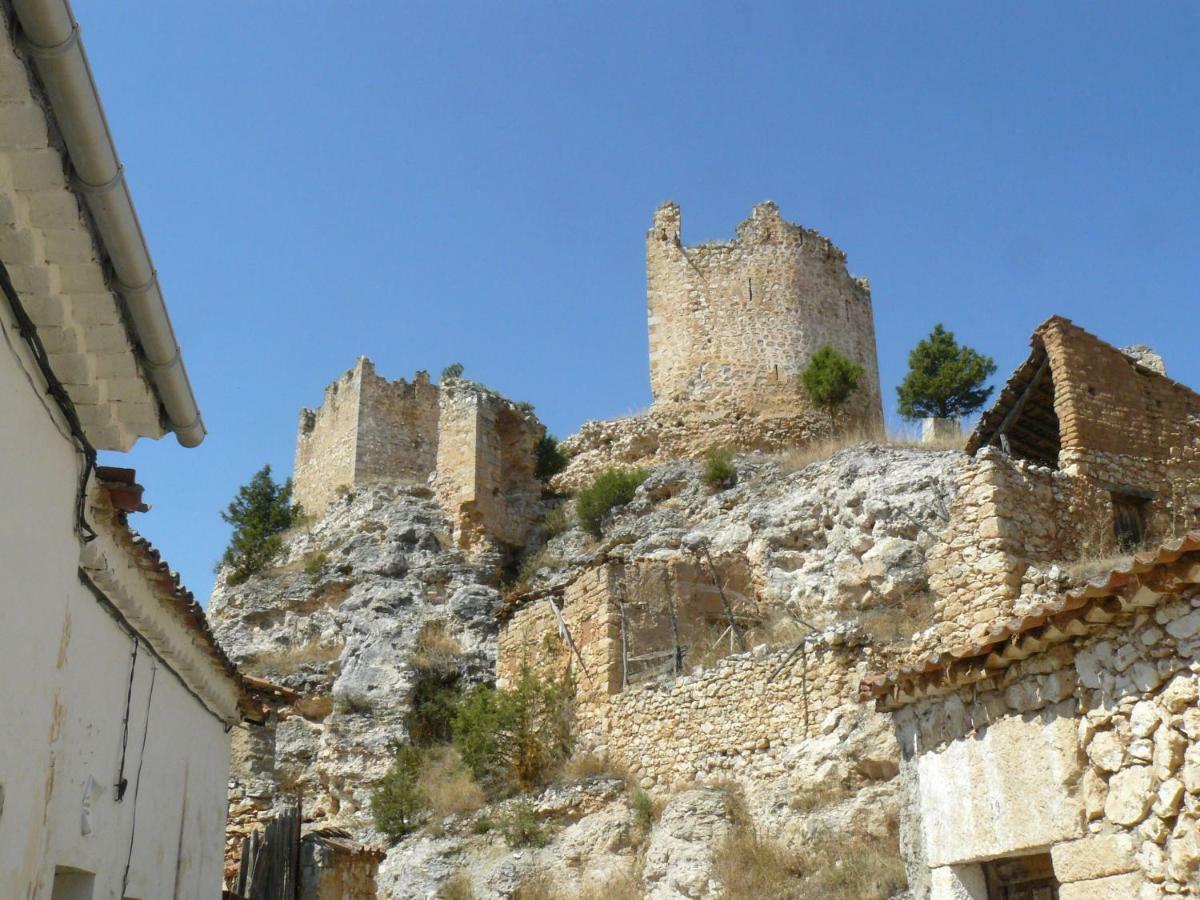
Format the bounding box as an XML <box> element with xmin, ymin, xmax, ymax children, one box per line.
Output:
<box><xmin>1105</xmin><ymin>765</ymin><xmax>1154</xmax><ymax>826</ymax></box>
<box><xmin>1051</xmin><ymin>833</ymin><xmax>1136</xmax><ymax>882</ymax></box>
<box><xmin>1057</xmin><ymin>871</ymin><xmax>1144</xmax><ymax>899</ymax></box>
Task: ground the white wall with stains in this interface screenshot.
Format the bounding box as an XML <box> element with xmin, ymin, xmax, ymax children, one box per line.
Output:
<box><xmin>0</xmin><ymin>312</ymin><xmax>233</xmax><ymax>898</ymax></box>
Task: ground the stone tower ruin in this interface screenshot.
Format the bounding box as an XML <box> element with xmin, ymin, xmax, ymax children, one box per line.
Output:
<box><xmin>293</xmin><ymin>358</ymin><xmax>545</xmax><ymax>549</ymax></box>
<box><xmin>647</xmin><ymin>201</ymin><xmax>883</xmax><ymax>427</ymax></box>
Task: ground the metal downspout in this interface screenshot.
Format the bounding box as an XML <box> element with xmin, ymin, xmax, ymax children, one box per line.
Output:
<box><xmin>11</xmin><ymin>0</ymin><xmax>206</xmax><ymax>446</ymax></box>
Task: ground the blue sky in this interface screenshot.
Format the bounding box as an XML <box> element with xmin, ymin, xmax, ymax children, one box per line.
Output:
<box><xmin>82</xmin><ymin>2</ymin><xmax>1200</xmax><ymax>603</ymax></box>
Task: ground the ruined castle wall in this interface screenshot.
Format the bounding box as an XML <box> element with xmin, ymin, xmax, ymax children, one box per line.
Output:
<box><xmin>354</xmin><ymin>367</ymin><xmax>439</xmax><ymax>486</ymax></box>
<box><xmin>435</xmin><ymin>383</ymin><xmax>545</xmax><ymax>548</ymax></box>
<box><xmin>892</xmin><ymin>588</ymin><xmax>1200</xmax><ymax>898</ymax></box>
<box><xmin>646</xmin><ymin>201</ymin><xmax>882</xmax><ymax>427</ymax></box>
<box><xmin>294</xmin><ymin>362</ymin><xmax>364</xmax><ymax>516</ymax></box>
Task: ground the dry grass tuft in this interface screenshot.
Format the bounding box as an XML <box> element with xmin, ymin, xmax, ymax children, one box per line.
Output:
<box><xmin>243</xmin><ymin>639</ymin><xmax>342</xmax><ymax>676</ymax></box>
<box><xmin>440</xmin><ymin>872</ymin><xmax>475</xmax><ymax>900</ymax></box>
<box><xmin>513</xmin><ymin>872</ymin><xmax>556</xmax><ymax>900</ymax></box>
<box><xmin>418</xmin><ymin>746</ymin><xmax>485</xmax><ymax>826</ymax></box>
<box><xmin>788</xmin><ymin>780</ymin><xmax>853</xmax><ymax>813</ymax></box>
<box><xmin>408</xmin><ymin>620</ymin><xmax>463</xmax><ymax>675</ymax></box>
<box><xmin>577</xmin><ymin>867</ymin><xmax>643</xmax><ymax>900</ymax></box>
<box><xmin>775</xmin><ymin>426</ymin><xmax>964</xmax><ymax>474</ymax></box>
<box><xmin>713</xmin><ymin>819</ymin><xmax>907</xmax><ymax>900</ymax></box>
<box><xmin>556</xmin><ymin>751</ymin><xmax>630</xmax><ymax>784</ymax></box>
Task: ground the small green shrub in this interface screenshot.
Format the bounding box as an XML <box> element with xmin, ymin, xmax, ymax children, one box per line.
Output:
<box><xmin>542</xmin><ymin>505</ymin><xmax>570</xmax><ymax>538</ymax></box>
<box><xmin>303</xmin><ymin>551</ymin><xmax>330</xmax><ymax>578</ymax></box>
<box><xmin>499</xmin><ymin>800</ymin><xmax>549</xmax><ymax>847</ymax></box>
<box><xmin>218</xmin><ymin>465</ymin><xmax>301</xmax><ymax>585</ymax></box>
<box><xmin>575</xmin><ymin>468</ymin><xmax>649</xmax><ymax>538</ymax></box>
<box><xmin>405</xmin><ymin>673</ymin><xmax>462</xmax><ymax>746</ymax></box>
<box><xmin>441</xmin><ymin>362</ymin><xmax>465</xmax><ymax>381</ymax></box>
<box><xmin>631</xmin><ymin>789</ymin><xmax>656</xmax><ymax>831</ymax></box>
<box><xmin>535</xmin><ymin>435</ymin><xmax>570</xmax><ymax>482</ymax></box>
<box><xmin>471</xmin><ymin>813</ymin><xmax>494</xmax><ymax>835</ymax></box>
<box><xmin>801</xmin><ymin>346</ymin><xmax>863</xmax><ymax>426</ymax></box>
<box><xmin>452</xmin><ymin>667</ymin><xmax>573</xmax><ymax>794</ymax></box>
<box><xmin>702</xmin><ymin>448</ymin><xmax>736</xmax><ymax>490</ymax></box>
<box><xmin>371</xmin><ymin>744</ymin><xmax>427</xmax><ymax>839</ymax></box>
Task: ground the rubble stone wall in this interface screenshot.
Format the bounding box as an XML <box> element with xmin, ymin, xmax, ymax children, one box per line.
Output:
<box><xmin>498</xmin><ymin>563</ymin><xmax>887</xmax><ymax>795</ymax></box>
<box><xmin>354</xmin><ymin>366</ymin><xmax>439</xmax><ymax>486</ymax></box>
<box><xmin>927</xmin><ymin>450</ymin><xmax>1109</xmax><ymax>643</ymax></box>
<box><xmin>892</xmin><ymin>586</ymin><xmax>1200</xmax><ymax>898</ymax></box>
<box><xmin>593</xmin><ymin>639</ymin><xmax>871</xmax><ymax>791</ymax></box>
<box><xmin>294</xmin><ymin>362</ymin><xmax>365</xmax><ymax>516</ymax></box>
<box><xmin>1044</xmin><ymin>318</ymin><xmax>1200</xmax><ymax>544</ymax></box>
<box><xmin>434</xmin><ymin>383</ymin><xmax>545</xmax><ymax>549</ymax></box>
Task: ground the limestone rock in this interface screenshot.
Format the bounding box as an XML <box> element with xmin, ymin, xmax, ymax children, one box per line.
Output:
<box><xmin>1104</xmin><ymin>766</ymin><xmax>1154</xmax><ymax>826</ymax></box>
<box><xmin>641</xmin><ymin>788</ymin><xmax>734</xmax><ymax>900</ymax></box>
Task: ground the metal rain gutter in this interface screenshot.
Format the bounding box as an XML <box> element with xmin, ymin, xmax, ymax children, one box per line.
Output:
<box><xmin>11</xmin><ymin>0</ymin><xmax>206</xmax><ymax>447</ymax></box>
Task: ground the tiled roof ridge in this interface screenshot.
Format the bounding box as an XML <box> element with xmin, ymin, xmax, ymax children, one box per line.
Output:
<box><xmin>97</xmin><ymin>478</ymin><xmax>256</xmax><ymax>719</ymax></box>
<box><xmin>859</xmin><ymin>531</ymin><xmax>1200</xmax><ymax>707</ymax></box>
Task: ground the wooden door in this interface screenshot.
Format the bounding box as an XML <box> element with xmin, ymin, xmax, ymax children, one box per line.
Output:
<box><xmin>982</xmin><ymin>853</ymin><xmax>1059</xmax><ymax>900</ymax></box>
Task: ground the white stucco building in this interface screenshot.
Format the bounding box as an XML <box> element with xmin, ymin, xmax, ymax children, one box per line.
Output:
<box><xmin>0</xmin><ymin>2</ymin><xmax>249</xmax><ymax>897</ymax></box>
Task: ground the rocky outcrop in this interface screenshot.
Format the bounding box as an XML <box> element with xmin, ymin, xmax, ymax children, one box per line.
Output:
<box><xmin>214</xmin><ymin>445</ymin><xmax>963</xmax><ymax>897</ymax></box>
<box><xmin>210</xmin><ymin>484</ymin><xmax>503</xmax><ymax>840</ymax></box>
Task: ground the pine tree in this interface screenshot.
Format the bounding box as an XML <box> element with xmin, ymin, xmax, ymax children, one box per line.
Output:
<box><xmin>896</xmin><ymin>324</ymin><xmax>997</xmax><ymax>420</ymax></box>
<box><xmin>219</xmin><ymin>465</ymin><xmax>300</xmax><ymax>584</ymax></box>
<box><xmin>801</xmin><ymin>345</ymin><xmax>864</xmax><ymax>425</ymax></box>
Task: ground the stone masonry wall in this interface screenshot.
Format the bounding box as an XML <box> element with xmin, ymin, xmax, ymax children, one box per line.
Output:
<box><xmin>354</xmin><ymin>365</ymin><xmax>439</xmax><ymax>486</ymax></box>
<box><xmin>498</xmin><ymin>564</ymin><xmax>893</xmax><ymax>800</ymax></box>
<box><xmin>293</xmin><ymin>359</ymin><xmax>440</xmax><ymax>516</ymax></box>
<box><xmin>592</xmin><ymin>639</ymin><xmax>871</xmax><ymax>791</ymax></box>
<box><xmin>926</xmin><ymin>448</ymin><xmax>1109</xmax><ymax>646</ymax></box>
<box><xmin>434</xmin><ymin>381</ymin><xmax>545</xmax><ymax>549</ymax></box>
<box><xmin>892</xmin><ymin>586</ymin><xmax>1200</xmax><ymax>898</ymax></box>
<box><xmin>555</xmin><ymin>203</ymin><xmax>886</xmax><ymax>489</ymax></box>
<box><xmin>647</xmin><ymin>201</ymin><xmax>882</xmax><ymax>424</ymax></box>
<box><xmin>294</xmin><ymin>361</ymin><xmax>364</xmax><ymax>516</ymax></box>
<box><xmin>1044</xmin><ymin>318</ymin><xmax>1200</xmax><ymax>545</ymax></box>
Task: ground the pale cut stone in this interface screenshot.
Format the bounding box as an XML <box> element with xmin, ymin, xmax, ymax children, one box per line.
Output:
<box><xmin>1088</xmin><ymin>730</ymin><xmax>1125</xmax><ymax>772</ymax></box>
<box><xmin>1153</xmin><ymin>727</ymin><xmax>1185</xmax><ymax>780</ymax></box>
<box><xmin>1105</xmin><ymin>766</ymin><xmax>1154</xmax><ymax>826</ymax></box>
<box><xmin>1155</xmin><ymin>778</ymin><xmax>1184</xmax><ymax>818</ymax></box>
<box><xmin>1050</xmin><ymin>832</ymin><xmax>1136</xmax><ymax>882</ymax></box>
<box><xmin>929</xmin><ymin>864</ymin><xmax>987</xmax><ymax>900</ymax></box>
<box><xmin>1183</xmin><ymin>744</ymin><xmax>1200</xmax><ymax>794</ymax></box>
<box><xmin>1083</xmin><ymin>768</ymin><xmax>1108</xmax><ymax>821</ymax></box>
<box><xmin>1130</xmin><ymin>700</ymin><xmax>1160</xmax><ymax>738</ymax></box>
<box><xmin>1058</xmin><ymin>871</ymin><xmax>1144</xmax><ymax>899</ymax></box>
<box><xmin>1165</xmin><ymin>610</ymin><xmax>1200</xmax><ymax>640</ymax></box>
<box><xmin>1166</xmin><ymin>821</ymin><xmax>1200</xmax><ymax>883</ymax></box>
<box><xmin>1159</xmin><ymin>674</ymin><xmax>1198</xmax><ymax>714</ymax></box>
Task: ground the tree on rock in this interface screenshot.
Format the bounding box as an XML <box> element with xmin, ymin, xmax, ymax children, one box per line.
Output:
<box><xmin>801</xmin><ymin>345</ymin><xmax>864</xmax><ymax>426</ymax></box>
<box><xmin>897</xmin><ymin>324</ymin><xmax>997</xmax><ymax>420</ymax></box>
<box><xmin>219</xmin><ymin>465</ymin><xmax>301</xmax><ymax>584</ymax></box>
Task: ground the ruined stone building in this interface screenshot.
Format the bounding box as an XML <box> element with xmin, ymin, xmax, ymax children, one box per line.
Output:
<box><xmin>0</xmin><ymin>5</ymin><xmax>250</xmax><ymax>896</ymax></box>
<box><xmin>862</xmin><ymin>535</ymin><xmax>1200</xmax><ymax>899</ymax></box>
<box><xmin>559</xmin><ymin>201</ymin><xmax>884</xmax><ymax>487</ymax></box>
<box><xmin>293</xmin><ymin>358</ymin><xmax>546</xmax><ymax>550</ymax></box>
<box><xmin>927</xmin><ymin>316</ymin><xmax>1200</xmax><ymax>649</ymax></box>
